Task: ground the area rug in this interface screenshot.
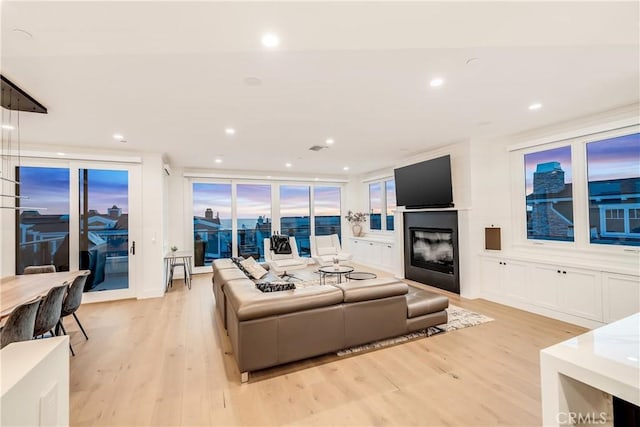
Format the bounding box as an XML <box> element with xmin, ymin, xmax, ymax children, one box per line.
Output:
<box><xmin>337</xmin><ymin>305</ymin><xmax>494</xmax><ymax>356</ymax></box>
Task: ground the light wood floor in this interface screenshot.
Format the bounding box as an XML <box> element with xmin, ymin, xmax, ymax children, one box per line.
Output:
<box><xmin>67</xmin><ymin>270</ymin><xmax>586</xmax><ymax>426</ymax></box>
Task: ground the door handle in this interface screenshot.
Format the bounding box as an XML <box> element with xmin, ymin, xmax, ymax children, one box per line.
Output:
<box><xmin>130</xmin><ymin>241</ymin><xmax>135</xmax><ymax>255</ymax></box>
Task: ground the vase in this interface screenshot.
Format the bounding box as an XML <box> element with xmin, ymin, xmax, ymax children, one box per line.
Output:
<box><xmin>352</xmin><ymin>223</ymin><xmax>363</xmax><ymax>237</ymax></box>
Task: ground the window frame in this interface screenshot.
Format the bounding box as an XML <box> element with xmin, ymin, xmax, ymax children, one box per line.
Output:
<box><xmin>510</xmin><ymin>123</ymin><xmax>640</xmax><ymax>252</ymax></box>
<box><xmin>187</xmin><ymin>177</ymin><xmax>345</xmax><ymax>272</ymax></box>
<box><xmin>366</xmin><ymin>177</ymin><xmax>396</xmax><ymax>233</ymax></box>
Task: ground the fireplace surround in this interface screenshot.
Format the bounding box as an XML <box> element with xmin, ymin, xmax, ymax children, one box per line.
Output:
<box><xmin>404</xmin><ymin>211</ymin><xmax>460</xmax><ymax>294</ymax></box>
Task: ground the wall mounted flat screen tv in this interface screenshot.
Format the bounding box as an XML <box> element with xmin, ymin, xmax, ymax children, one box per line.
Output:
<box><xmin>394</xmin><ymin>155</ymin><xmax>454</xmax><ymax>209</ymax></box>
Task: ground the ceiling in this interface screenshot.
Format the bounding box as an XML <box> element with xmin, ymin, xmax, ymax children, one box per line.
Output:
<box><xmin>2</xmin><ymin>1</ymin><xmax>639</xmax><ymax>177</ymax></box>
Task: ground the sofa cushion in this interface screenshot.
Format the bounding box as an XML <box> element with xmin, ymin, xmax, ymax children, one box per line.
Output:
<box><xmin>317</xmin><ymin>246</ymin><xmax>337</xmax><ymax>256</ymax></box>
<box><xmin>225</xmin><ymin>280</ymin><xmax>344</xmax><ymax>321</ymax></box>
<box><xmin>271</xmin><ymin>258</ymin><xmax>306</xmax><ymax>268</ymax></box>
<box><xmin>406</xmin><ymin>287</ymin><xmax>449</xmax><ymax>318</ymax></box>
<box><xmin>333</xmin><ymin>278</ymin><xmax>408</xmax><ymax>303</ymax></box>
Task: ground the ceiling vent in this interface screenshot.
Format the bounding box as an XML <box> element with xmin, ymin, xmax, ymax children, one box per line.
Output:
<box><xmin>308</xmin><ymin>145</ymin><xmax>328</xmax><ymax>152</ymax></box>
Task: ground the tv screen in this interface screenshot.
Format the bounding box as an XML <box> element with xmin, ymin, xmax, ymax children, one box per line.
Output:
<box><xmin>394</xmin><ymin>155</ymin><xmax>453</xmax><ymax>208</ymax></box>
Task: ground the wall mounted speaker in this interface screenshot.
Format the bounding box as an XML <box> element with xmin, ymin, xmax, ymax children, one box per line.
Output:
<box><xmin>485</xmin><ymin>227</ymin><xmax>501</xmax><ymax>250</ymax></box>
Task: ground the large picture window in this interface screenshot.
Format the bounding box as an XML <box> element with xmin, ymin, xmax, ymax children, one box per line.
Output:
<box><xmin>524</xmin><ymin>146</ymin><xmax>574</xmax><ymax>242</ymax></box>
<box><xmin>192</xmin><ymin>183</ymin><xmax>232</xmax><ymax>266</ymax></box>
<box><xmin>280</xmin><ymin>185</ymin><xmax>311</xmax><ymax>257</ymax></box>
<box><xmin>237</xmin><ymin>184</ymin><xmax>272</xmax><ymax>260</ymax></box>
<box><xmin>313</xmin><ymin>186</ymin><xmax>341</xmax><ymax>239</ymax></box>
<box><xmin>586</xmin><ymin>133</ymin><xmax>640</xmax><ymax>246</ymax></box>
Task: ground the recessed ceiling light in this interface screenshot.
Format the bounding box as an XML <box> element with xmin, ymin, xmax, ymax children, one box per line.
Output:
<box><xmin>430</xmin><ymin>78</ymin><xmax>444</xmax><ymax>87</ymax></box>
<box><xmin>267</xmin><ymin>175</ymin><xmax>272</xmax><ymax>179</ymax></box>
<box><xmin>528</xmin><ymin>103</ymin><xmax>543</xmax><ymax>111</ymax></box>
<box><xmin>112</xmin><ymin>133</ymin><xmax>124</xmax><ymax>140</ymax></box>
<box><xmin>1</xmin><ymin>124</ymin><xmax>14</xmax><ymax>130</ymax></box>
<box><xmin>325</xmin><ymin>138</ymin><xmax>335</xmax><ymax>145</ymax></box>
<box><xmin>285</xmin><ymin>162</ymin><xmax>292</xmax><ymax>168</ymax></box>
<box><xmin>314</xmin><ymin>177</ymin><xmax>319</xmax><ymax>181</ymax></box>
<box><xmin>57</xmin><ymin>152</ymin><xmax>65</xmax><ymax>156</ymax></box>
<box><xmin>225</xmin><ymin>128</ymin><xmax>236</xmax><ymax>135</ymax></box>
<box><xmin>214</xmin><ymin>158</ymin><xmax>223</xmax><ymax>164</ymax></box>
<box><xmin>343</xmin><ymin>166</ymin><xmax>350</xmax><ymax>171</ymax></box>
<box><xmin>261</xmin><ymin>33</ymin><xmax>280</xmax><ymax>48</ymax></box>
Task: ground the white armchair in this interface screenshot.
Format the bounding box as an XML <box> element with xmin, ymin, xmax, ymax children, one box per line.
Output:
<box><xmin>310</xmin><ymin>234</ymin><xmax>352</xmax><ymax>266</ymax></box>
<box><xmin>263</xmin><ymin>237</ymin><xmax>308</xmax><ymax>279</ymax></box>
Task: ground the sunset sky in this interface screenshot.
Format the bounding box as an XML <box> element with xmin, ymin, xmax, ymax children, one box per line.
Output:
<box><xmin>18</xmin><ymin>167</ymin><xmax>128</xmax><ymax>215</ymax></box>
<box><xmin>525</xmin><ymin>132</ymin><xmax>639</xmax><ymax>195</ymax></box>
<box><xmin>193</xmin><ymin>183</ymin><xmax>341</xmax><ymax>219</ymax></box>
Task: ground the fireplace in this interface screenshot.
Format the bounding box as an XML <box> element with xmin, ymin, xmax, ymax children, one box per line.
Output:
<box><xmin>410</xmin><ymin>228</ymin><xmax>454</xmax><ymax>274</ymax></box>
<box><xmin>404</xmin><ymin>211</ymin><xmax>459</xmax><ymax>294</ymax></box>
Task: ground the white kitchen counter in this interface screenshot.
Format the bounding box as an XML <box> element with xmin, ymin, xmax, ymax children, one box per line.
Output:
<box><xmin>540</xmin><ymin>313</ymin><xmax>639</xmax><ymax>426</ymax></box>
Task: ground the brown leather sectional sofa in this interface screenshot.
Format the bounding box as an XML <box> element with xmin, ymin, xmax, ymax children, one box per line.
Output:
<box><xmin>212</xmin><ymin>258</ymin><xmax>449</xmax><ymax>382</ymax></box>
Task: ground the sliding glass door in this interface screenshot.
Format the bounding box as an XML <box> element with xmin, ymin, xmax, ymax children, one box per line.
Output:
<box><xmin>15</xmin><ymin>162</ymin><xmax>139</xmax><ymax>301</ymax></box>
<box><xmin>79</xmin><ymin>168</ymin><xmax>130</xmax><ymax>293</ymax></box>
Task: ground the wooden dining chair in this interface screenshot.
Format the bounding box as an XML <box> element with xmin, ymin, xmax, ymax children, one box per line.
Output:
<box><xmin>33</xmin><ymin>284</ymin><xmax>68</xmax><ymax>339</ymax></box>
<box><xmin>0</xmin><ymin>297</ymin><xmax>42</xmax><ymax>349</ymax></box>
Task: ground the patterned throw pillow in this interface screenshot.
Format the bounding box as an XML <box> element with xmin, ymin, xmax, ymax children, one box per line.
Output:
<box><xmin>255</xmin><ymin>281</ymin><xmax>296</xmax><ymax>292</ymax></box>
<box><xmin>231</xmin><ymin>257</ymin><xmax>251</xmax><ymax>277</ymax></box>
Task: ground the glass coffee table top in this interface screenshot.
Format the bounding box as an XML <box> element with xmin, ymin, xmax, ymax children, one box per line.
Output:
<box><xmin>318</xmin><ymin>265</ymin><xmax>355</xmax><ymax>274</ymax></box>
<box><xmin>348</xmin><ymin>271</ymin><xmax>377</xmax><ymax>280</ymax></box>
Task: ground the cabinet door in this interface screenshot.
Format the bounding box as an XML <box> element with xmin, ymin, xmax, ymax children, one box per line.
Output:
<box><xmin>532</xmin><ymin>265</ymin><xmax>560</xmax><ymax>310</ymax></box>
<box><xmin>558</xmin><ymin>268</ymin><xmax>602</xmax><ymax>321</ymax></box>
<box><xmin>365</xmin><ymin>241</ymin><xmax>382</xmax><ymax>266</ymax></box>
<box><xmin>602</xmin><ymin>273</ymin><xmax>640</xmax><ymax>323</ymax></box>
<box><xmin>480</xmin><ymin>258</ymin><xmax>503</xmax><ymax>296</ymax></box>
<box><xmin>379</xmin><ymin>243</ymin><xmax>394</xmax><ymax>272</ymax></box>
<box><xmin>502</xmin><ymin>261</ymin><xmax>529</xmax><ymax>302</ymax></box>
<box><xmin>350</xmin><ymin>239</ymin><xmax>365</xmax><ymax>263</ymax></box>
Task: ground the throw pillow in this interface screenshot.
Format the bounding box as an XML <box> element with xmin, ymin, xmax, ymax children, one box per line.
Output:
<box><xmin>240</xmin><ymin>257</ymin><xmax>268</xmax><ymax>280</ymax></box>
<box><xmin>255</xmin><ymin>281</ymin><xmax>296</xmax><ymax>292</ymax></box>
<box><xmin>231</xmin><ymin>257</ymin><xmax>251</xmax><ymax>277</ymax></box>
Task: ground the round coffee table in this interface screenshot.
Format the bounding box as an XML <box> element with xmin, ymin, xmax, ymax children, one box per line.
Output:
<box><xmin>348</xmin><ymin>271</ymin><xmax>377</xmax><ymax>280</ymax></box>
<box><xmin>318</xmin><ymin>265</ymin><xmax>354</xmax><ymax>285</ymax></box>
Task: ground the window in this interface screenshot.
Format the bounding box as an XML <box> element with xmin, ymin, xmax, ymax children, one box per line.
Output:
<box><xmin>587</xmin><ymin>133</ymin><xmax>640</xmax><ymax>246</ymax></box>
<box><xmin>236</xmin><ymin>184</ymin><xmax>272</xmax><ymax>261</ymax></box>
<box><xmin>192</xmin><ymin>183</ymin><xmax>232</xmax><ymax>266</ymax></box>
<box><xmin>369</xmin><ymin>182</ymin><xmax>382</xmax><ymax>230</ymax></box>
<box><xmin>368</xmin><ymin>178</ymin><xmax>396</xmax><ymax>232</ymax></box>
<box><xmin>524</xmin><ymin>146</ymin><xmax>574</xmax><ymax>242</ymax></box>
<box><xmin>16</xmin><ymin>167</ymin><xmax>70</xmax><ymax>274</ymax></box>
<box><xmin>280</xmin><ymin>185</ymin><xmax>311</xmax><ymax>257</ymax></box>
<box><xmin>385</xmin><ymin>180</ymin><xmax>396</xmax><ymax>231</ymax></box>
<box><xmin>313</xmin><ymin>186</ymin><xmax>341</xmax><ymax>240</ymax></box>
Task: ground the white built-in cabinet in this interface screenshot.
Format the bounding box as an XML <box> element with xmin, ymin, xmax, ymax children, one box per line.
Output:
<box><xmin>349</xmin><ymin>237</ymin><xmax>395</xmax><ymax>273</ymax></box>
<box><xmin>480</xmin><ymin>254</ymin><xmax>639</xmax><ymax>327</ymax></box>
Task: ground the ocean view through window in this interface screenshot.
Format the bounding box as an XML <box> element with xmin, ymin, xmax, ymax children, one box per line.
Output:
<box><xmin>193</xmin><ymin>183</ymin><xmax>232</xmax><ymax>266</ymax></box>
<box><xmin>280</xmin><ymin>185</ymin><xmax>311</xmax><ymax>257</ymax></box>
<box><xmin>314</xmin><ymin>186</ymin><xmax>341</xmax><ymax>240</ymax></box>
<box><xmin>236</xmin><ymin>184</ymin><xmax>271</xmax><ymax>261</ymax></box>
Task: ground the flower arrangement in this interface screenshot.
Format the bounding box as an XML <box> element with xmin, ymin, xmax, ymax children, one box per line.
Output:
<box><xmin>345</xmin><ymin>210</ymin><xmax>367</xmax><ymax>224</ymax></box>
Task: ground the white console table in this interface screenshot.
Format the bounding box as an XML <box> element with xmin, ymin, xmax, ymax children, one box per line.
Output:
<box><xmin>540</xmin><ymin>313</ymin><xmax>639</xmax><ymax>426</ymax></box>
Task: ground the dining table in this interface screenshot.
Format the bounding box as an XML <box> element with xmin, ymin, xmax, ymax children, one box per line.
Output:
<box><xmin>0</xmin><ymin>270</ymin><xmax>90</xmax><ymax>319</ymax></box>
